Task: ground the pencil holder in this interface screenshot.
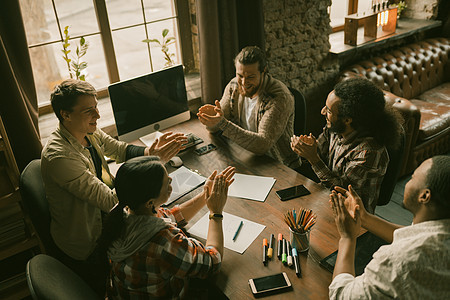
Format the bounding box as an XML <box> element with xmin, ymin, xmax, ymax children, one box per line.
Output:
<box><xmin>290</xmin><ymin>227</ymin><xmax>310</xmax><ymax>252</ymax></box>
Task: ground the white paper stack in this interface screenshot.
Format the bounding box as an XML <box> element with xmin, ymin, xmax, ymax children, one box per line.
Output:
<box><xmin>188</xmin><ymin>212</ymin><xmax>266</xmax><ymax>254</ymax></box>
<box><xmin>227</xmin><ymin>173</ymin><xmax>276</xmax><ymax>202</ymax></box>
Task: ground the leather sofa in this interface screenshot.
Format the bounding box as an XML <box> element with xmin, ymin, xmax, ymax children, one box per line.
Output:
<box><xmin>340</xmin><ymin>38</ymin><xmax>450</xmax><ymax>176</ymax></box>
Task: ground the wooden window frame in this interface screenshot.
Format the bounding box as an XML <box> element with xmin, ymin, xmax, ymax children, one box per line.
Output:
<box><xmin>30</xmin><ymin>0</ymin><xmax>195</xmax><ymax>116</ymax></box>
<box><xmin>331</xmin><ymin>0</ymin><xmax>359</xmax><ymax>32</ymax></box>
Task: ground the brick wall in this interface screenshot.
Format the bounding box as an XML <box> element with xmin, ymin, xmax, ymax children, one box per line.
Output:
<box><xmin>262</xmin><ymin>0</ymin><xmax>338</xmax><ymax>93</ymax></box>
<box><xmin>404</xmin><ymin>0</ymin><xmax>440</xmax><ymax>20</ymax></box>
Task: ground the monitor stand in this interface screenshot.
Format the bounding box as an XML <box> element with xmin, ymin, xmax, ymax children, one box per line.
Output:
<box><xmin>139</xmin><ymin>131</ymin><xmax>163</xmax><ymax>147</ymax></box>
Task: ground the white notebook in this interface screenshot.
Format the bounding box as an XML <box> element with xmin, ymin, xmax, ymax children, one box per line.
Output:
<box><xmin>164</xmin><ymin>166</ymin><xmax>206</xmax><ymax>206</ymax></box>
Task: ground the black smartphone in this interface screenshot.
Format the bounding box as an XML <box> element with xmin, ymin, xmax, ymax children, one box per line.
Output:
<box><xmin>194</xmin><ymin>143</ymin><xmax>217</xmax><ymax>156</ymax></box>
<box><xmin>248</xmin><ymin>272</ymin><xmax>292</xmax><ymax>296</ymax></box>
<box><xmin>276</xmin><ymin>184</ymin><xmax>311</xmax><ymax>201</ymax></box>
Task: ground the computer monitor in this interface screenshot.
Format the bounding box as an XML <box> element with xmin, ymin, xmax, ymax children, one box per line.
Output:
<box><xmin>108</xmin><ymin>65</ymin><xmax>190</xmax><ymax>142</ymax></box>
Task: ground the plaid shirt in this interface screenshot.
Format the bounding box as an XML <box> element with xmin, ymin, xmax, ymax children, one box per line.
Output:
<box><xmin>312</xmin><ymin>128</ymin><xmax>388</xmax><ymax>212</ymax></box>
<box><xmin>108</xmin><ymin>207</ymin><xmax>221</xmax><ymax>299</ymax></box>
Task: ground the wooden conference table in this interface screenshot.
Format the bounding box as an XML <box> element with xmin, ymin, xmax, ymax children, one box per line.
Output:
<box><xmin>125</xmin><ymin>118</ymin><xmax>341</xmax><ymax>299</ymax></box>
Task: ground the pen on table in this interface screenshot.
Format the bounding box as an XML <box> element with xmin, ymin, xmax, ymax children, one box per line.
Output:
<box><xmin>277</xmin><ymin>234</ymin><xmax>283</xmax><ymax>260</ymax></box>
<box><xmin>262</xmin><ymin>238</ymin><xmax>268</xmax><ymax>266</ymax></box>
<box><xmin>287</xmin><ymin>241</ymin><xmax>293</xmax><ymax>267</ymax></box>
<box><xmin>232</xmin><ymin>221</ymin><xmax>243</xmax><ymax>241</ymax></box>
<box><xmin>282</xmin><ymin>238</ymin><xmax>287</xmax><ymax>265</ymax></box>
<box><xmin>267</xmin><ymin>234</ymin><xmax>274</xmax><ymax>260</ymax></box>
<box><xmin>292</xmin><ymin>247</ymin><xmax>302</xmax><ymax>278</ymax></box>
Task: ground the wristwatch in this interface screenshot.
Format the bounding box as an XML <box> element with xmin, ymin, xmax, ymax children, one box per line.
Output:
<box><xmin>209</xmin><ymin>213</ymin><xmax>223</xmax><ymax>220</ymax></box>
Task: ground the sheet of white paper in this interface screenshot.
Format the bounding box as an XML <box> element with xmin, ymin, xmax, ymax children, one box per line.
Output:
<box><xmin>228</xmin><ymin>173</ymin><xmax>276</xmax><ymax>202</ymax></box>
<box><xmin>165</xmin><ymin>166</ymin><xmax>206</xmax><ymax>205</ymax></box>
<box><xmin>188</xmin><ymin>212</ymin><xmax>266</xmax><ymax>254</ymax></box>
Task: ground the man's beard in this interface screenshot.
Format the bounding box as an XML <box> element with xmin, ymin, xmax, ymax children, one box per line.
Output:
<box><xmin>328</xmin><ymin>117</ymin><xmax>347</xmax><ymax>134</ymax></box>
<box><xmin>238</xmin><ymin>78</ymin><xmax>262</xmax><ymax>98</ymax></box>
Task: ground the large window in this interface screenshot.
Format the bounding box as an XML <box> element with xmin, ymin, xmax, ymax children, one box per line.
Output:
<box><xmin>19</xmin><ymin>0</ymin><xmax>196</xmax><ymax>111</ymax></box>
<box><xmin>329</xmin><ymin>0</ymin><xmax>376</xmax><ymax>31</ymax></box>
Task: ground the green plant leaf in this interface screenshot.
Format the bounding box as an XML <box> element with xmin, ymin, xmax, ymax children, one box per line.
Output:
<box><xmin>166</xmin><ymin>37</ymin><xmax>175</xmax><ymax>43</ymax></box>
<box><xmin>79</xmin><ymin>62</ymin><xmax>88</xmax><ymax>69</ymax></box>
<box><xmin>146</xmin><ymin>39</ymin><xmax>161</xmax><ymax>45</ymax></box>
<box><xmin>162</xmin><ymin>29</ymin><xmax>169</xmax><ymax>38</ymax></box>
<box><xmin>79</xmin><ymin>74</ymin><xmax>86</xmax><ymax>81</ymax></box>
<box><xmin>80</xmin><ymin>36</ymin><xmax>85</xmax><ymax>45</ymax></box>
<box><xmin>76</xmin><ymin>47</ymin><xmax>79</xmax><ymax>55</ymax></box>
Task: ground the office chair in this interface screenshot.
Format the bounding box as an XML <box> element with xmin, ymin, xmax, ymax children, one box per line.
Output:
<box><xmin>377</xmin><ymin>129</ymin><xmax>406</xmax><ymax>206</ymax></box>
<box><xmin>20</xmin><ymin>159</ymin><xmax>59</xmax><ymax>255</ymax></box>
<box><xmin>289</xmin><ymin>87</ymin><xmax>307</xmax><ymax>135</ymax></box>
<box><xmin>26</xmin><ymin>254</ymin><xmax>98</xmax><ymax>300</ymax></box>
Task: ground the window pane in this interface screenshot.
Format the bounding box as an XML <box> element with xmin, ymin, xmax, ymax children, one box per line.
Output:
<box><xmin>112</xmin><ymin>26</ymin><xmax>152</xmax><ymax>80</ymax></box>
<box><xmin>28</xmin><ymin>35</ymin><xmax>109</xmax><ymax>106</ymax></box>
<box><xmin>143</xmin><ymin>0</ymin><xmax>176</xmax><ymax>22</ymax></box>
<box><xmin>54</xmin><ymin>0</ymin><xmax>99</xmax><ymax>36</ymax></box>
<box><xmin>29</xmin><ymin>44</ymin><xmax>64</xmax><ymax>106</ymax></box>
<box><xmin>80</xmin><ymin>35</ymin><xmax>110</xmax><ymax>89</ymax></box>
<box><xmin>19</xmin><ymin>0</ymin><xmax>61</xmax><ymax>45</ymax></box>
<box><xmin>106</xmin><ymin>0</ymin><xmax>144</xmax><ymax>30</ymax></box>
<box><xmin>357</xmin><ymin>0</ymin><xmax>374</xmax><ymax>16</ymax></box>
<box><xmin>147</xmin><ymin>19</ymin><xmax>180</xmax><ymax>71</ymax></box>
<box><xmin>329</xmin><ymin>0</ymin><xmax>348</xmax><ymax>28</ymax></box>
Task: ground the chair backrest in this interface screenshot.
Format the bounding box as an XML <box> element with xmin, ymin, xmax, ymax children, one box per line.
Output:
<box><xmin>289</xmin><ymin>87</ymin><xmax>307</xmax><ymax>135</ymax></box>
<box><xmin>26</xmin><ymin>254</ymin><xmax>98</xmax><ymax>300</ymax></box>
<box><xmin>19</xmin><ymin>159</ymin><xmax>58</xmax><ymax>254</ymax></box>
<box><xmin>377</xmin><ymin>129</ymin><xmax>406</xmax><ymax>206</ymax></box>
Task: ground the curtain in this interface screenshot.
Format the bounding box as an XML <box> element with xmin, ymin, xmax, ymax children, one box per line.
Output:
<box><xmin>0</xmin><ymin>0</ymin><xmax>42</xmax><ymax>171</ymax></box>
<box><xmin>196</xmin><ymin>0</ymin><xmax>265</xmax><ymax>104</ymax></box>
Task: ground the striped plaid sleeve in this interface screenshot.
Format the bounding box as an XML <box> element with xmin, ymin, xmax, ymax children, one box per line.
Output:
<box><xmin>156</xmin><ymin>227</ymin><xmax>222</xmax><ymax>280</ymax></box>
<box><xmin>158</xmin><ymin>206</ymin><xmax>187</xmax><ymax>228</ymax></box>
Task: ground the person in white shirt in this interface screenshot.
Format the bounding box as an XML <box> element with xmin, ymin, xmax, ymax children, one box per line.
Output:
<box><xmin>328</xmin><ymin>155</ymin><xmax>450</xmax><ymax>299</ymax></box>
<box><xmin>197</xmin><ymin>46</ymin><xmax>301</xmax><ymax>168</ymax></box>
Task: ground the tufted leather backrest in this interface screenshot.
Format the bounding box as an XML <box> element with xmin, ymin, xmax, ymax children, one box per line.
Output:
<box><xmin>340</xmin><ymin>38</ymin><xmax>450</xmax><ymax>100</ymax></box>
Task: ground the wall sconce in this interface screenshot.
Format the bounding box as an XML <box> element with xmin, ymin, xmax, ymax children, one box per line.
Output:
<box><xmin>344</xmin><ymin>7</ymin><xmax>398</xmax><ymax>46</ymax></box>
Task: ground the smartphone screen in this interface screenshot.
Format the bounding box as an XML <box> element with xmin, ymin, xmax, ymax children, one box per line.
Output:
<box><xmin>194</xmin><ymin>143</ymin><xmax>216</xmax><ymax>156</ymax></box>
<box><xmin>249</xmin><ymin>272</ymin><xmax>291</xmax><ymax>295</ymax></box>
<box><xmin>276</xmin><ymin>184</ymin><xmax>311</xmax><ymax>201</ymax></box>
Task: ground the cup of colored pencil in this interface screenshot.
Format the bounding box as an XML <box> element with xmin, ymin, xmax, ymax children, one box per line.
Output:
<box><xmin>284</xmin><ymin>208</ymin><xmax>317</xmax><ymax>252</ymax></box>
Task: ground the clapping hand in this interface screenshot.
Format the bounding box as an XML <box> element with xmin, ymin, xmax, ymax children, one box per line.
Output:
<box><xmin>197</xmin><ymin>100</ymin><xmax>225</xmax><ymax>128</ymax></box>
<box><xmin>290</xmin><ymin>133</ymin><xmax>319</xmax><ymax>163</ymax></box>
<box><xmin>204</xmin><ymin>166</ymin><xmax>235</xmax><ymax>214</ymax></box>
<box><xmin>330</xmin><ymin>189</ymin><xmax>361</xmax><ymax>239</ymax></box>
<box><xmin>334</xmin><ymin>185</ymin><xmax>367</xmax><ymax>222</ymax></box>
<box><xmin>146</xmin><ymin>132</ymin><xmax>187</xmax><ymax>163</ymax></box>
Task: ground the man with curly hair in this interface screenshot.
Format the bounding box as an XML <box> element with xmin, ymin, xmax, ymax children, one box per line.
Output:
<box><xmin>291</xmin><ymin>78</ymin><xmax>403</xmax><ymax>212</ymax></box>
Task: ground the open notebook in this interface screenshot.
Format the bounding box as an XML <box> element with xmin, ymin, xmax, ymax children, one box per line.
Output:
<box><xmin>162</xmin><ymin>166</ymin><xmax>206</xmax><ymax>206</ymax></box>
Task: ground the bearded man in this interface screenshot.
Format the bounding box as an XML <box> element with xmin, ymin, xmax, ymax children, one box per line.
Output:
<box><xmin>197</xmin><ymin>46</ymin><xmax>301</xmax><ymax>168</ymax></box>
<box><xmin>291</xmin><ymin>78</ymin><xmax>402</xmax><ymax>212</ymax></box>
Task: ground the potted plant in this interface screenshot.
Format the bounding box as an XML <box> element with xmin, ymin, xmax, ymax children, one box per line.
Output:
<box><xmin>396</xmin><ymin>1</ymin><xmax>407</xmax><ymax>19</ymax></box>
<box><xmin>142</xmin><ymin>29</ymin><xmax>176</xmax><ymax>68</ymax></box>
<box><xmin>61</xmin><ymin>26</ymin><xmax>89</xmax><ymax>80</ymax></box>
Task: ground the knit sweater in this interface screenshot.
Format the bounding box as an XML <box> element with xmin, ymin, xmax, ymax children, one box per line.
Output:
<box><xmin>209</xmin><ymin>73</ymin><xmax>301</xmax><ymax>168</ymax></box>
